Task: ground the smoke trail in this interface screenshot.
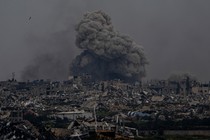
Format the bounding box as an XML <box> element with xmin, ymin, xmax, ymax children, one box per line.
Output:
<box><xmin>70</xmin><ymin>11</ymin><xmax>148</xmax><ymax>82</ymax></box>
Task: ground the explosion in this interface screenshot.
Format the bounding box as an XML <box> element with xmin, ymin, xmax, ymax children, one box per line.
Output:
<box><xmin>70</xmin><ymin>11</ymin><xmax>148</xmax><ymax>82</ymax></box>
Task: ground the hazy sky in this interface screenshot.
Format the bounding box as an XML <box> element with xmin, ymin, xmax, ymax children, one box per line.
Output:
<box><xmin>1</xmin><ymin>0</ymin><xmax>210</xmax><ymax>81</ymax></box>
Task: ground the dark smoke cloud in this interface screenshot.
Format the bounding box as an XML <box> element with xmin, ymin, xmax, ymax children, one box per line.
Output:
<box><xmin>21</xmin><ymin>54</ymin><xmax>66</xmax><ymax>81</ymax></box>
<box><xmin>19</xmin><ymin>1</ymin><xmax>84</xmax><ymax>81</ymax></box>
<box><xmin>70</xmin><ymin>11</ymin><xmax>148</xmax><ymax>82</ymax></box>
<box><xmin>1</xmin><ymin>1</ymin><xmax>210</xmax><ymax>82</ymax></box>
<box><xmin>21</xmin><ymin>28</ymin><xmax>78</xmax><ymax>81</ymax></box>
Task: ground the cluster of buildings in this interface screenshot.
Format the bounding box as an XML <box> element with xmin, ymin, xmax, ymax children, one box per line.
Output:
<box><xmin>0</xmin><ymin>75</ymin><xmax>210</xmax><ymax>139</ymax></box>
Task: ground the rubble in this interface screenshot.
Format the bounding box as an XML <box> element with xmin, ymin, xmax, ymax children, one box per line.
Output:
<box><xmin>1</xmin><ymin>77</ymin><xmax>210</xmax><ymax>139</ymax></box>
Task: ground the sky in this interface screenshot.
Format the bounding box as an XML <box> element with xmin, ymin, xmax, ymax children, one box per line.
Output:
<box><xmin>0</xmin><ymin>0</ymin><xmax>210</xmax><ymax>81</ymax></box>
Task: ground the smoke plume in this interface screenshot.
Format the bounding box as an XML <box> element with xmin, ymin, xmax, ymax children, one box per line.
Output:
<box><xmin>70</xmin><ymin>11</ymin><xmax>148</xmax><ymax>82</ymax></box>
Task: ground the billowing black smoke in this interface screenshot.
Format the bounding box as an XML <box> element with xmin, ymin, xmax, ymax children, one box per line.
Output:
<box><xmin>70</xmin><ymin>11</ymin><xmax>148</xmax><ymax>82</ymax></box>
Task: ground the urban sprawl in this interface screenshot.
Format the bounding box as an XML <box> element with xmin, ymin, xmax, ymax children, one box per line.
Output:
<box><xmin>1</xmin><ymin>75</ymin><xmax>210</xmax><ymax>139</ymax></box>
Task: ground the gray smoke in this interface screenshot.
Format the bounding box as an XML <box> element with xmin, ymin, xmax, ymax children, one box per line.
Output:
<box><xmin>21</xmin><ymin>28</ymin><xmax>78</xmax><ymax>81</ymax></box>
<box><xmin>21</xmin><ymin>54</ymin><xmax>64</xmax><ymax>81</ymax></box>
<box><xmin>3</xmin><ymin>1</ymin><xmax>210</xmax><ymax>82</ymax></box>
<box><xmin>70</xmin><ymin>11</ymin><xmax>148</xmax><ymax>82</ymax></box>
<box><xmin>168</xmin><ymin>72</ymin><xmax>197</xmax><ymax>82</ymax></box>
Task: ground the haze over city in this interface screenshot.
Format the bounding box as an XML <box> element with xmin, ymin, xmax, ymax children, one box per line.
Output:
<box><xmin>1</xmin><ymin>0</ymin><xmax>210</xmax><ymax>81</ymax></box>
